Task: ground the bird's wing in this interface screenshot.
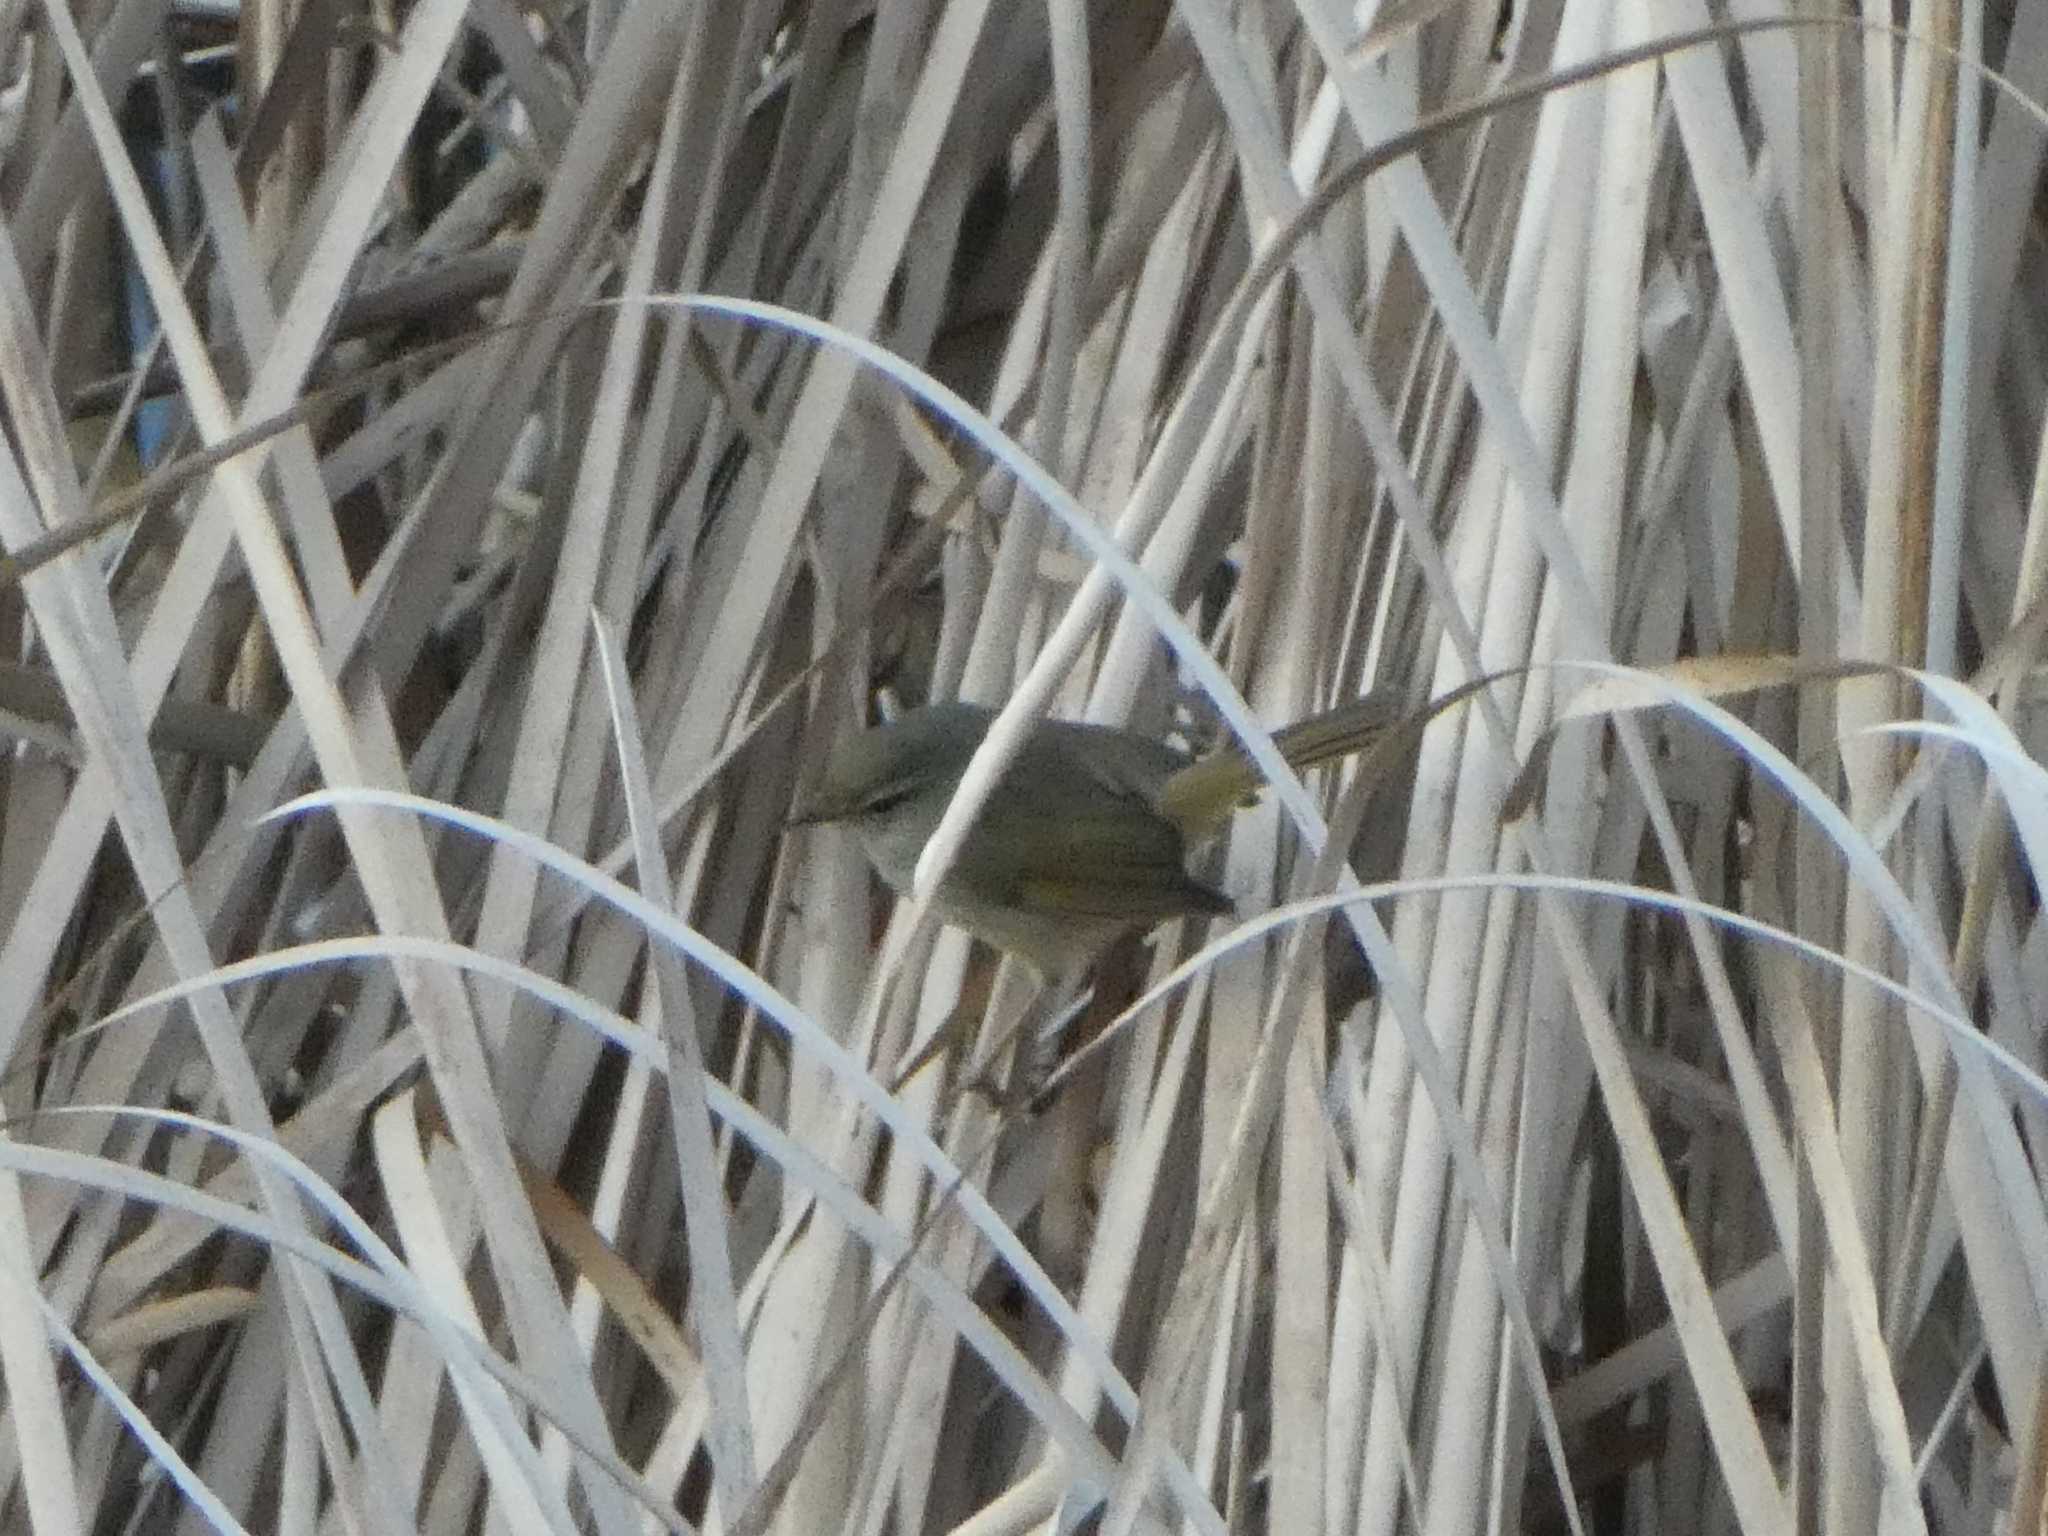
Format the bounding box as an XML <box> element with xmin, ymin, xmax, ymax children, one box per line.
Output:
<box><xmin>956</xmin><ymin>801</ymin><xmax>1232</xmax><ymax>921</ymax></box>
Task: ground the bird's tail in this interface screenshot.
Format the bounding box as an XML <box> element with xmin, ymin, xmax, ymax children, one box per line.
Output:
<box><xmin>1157</xmin><ymin>675</ymin><xmax>1504</xmax><ymax>840</ymax></box>
<box><xmin>1156</xmin><ymin>692</ymin><xmax>1405</xmax><ymax>839</ymax></box>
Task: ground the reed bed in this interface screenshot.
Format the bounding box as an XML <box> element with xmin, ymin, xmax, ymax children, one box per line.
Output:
<box><xmin>0</xmin><ymin>3</ymin><xmax>2040</xmax><ymax>1535</ymax></box>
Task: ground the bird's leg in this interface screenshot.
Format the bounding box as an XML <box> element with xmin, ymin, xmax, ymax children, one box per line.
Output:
<box><xmin>1026</xmin><ymin>939</ymin><xmax>1151</xmax><ymax>1295</ymax></box>
<box><xmin>883</xmin><ymin>951</ymin><xmax>1050</xmax><ymax>1104</ymax></box>
<box><xmin>885</xmin><ymin>998</ymin><xmax>978</xmax><ymax>1095</ymax></box>
<box><xmin>955</xmin><ymin>962</ymin><xmax>1079</xmax><ymax>1110</ymax></box>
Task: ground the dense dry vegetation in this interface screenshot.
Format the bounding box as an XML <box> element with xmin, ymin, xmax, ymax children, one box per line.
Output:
<box><xmin>0</xmin><ymin>1</ymin><xmax>2041</xmax><ymax>1534</ymax></box>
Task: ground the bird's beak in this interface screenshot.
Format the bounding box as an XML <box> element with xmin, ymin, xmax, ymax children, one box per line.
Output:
<box><xmin>786</xmin><ymin>796</ymin><xmax>847</xmax><ymax>829</ymax></box>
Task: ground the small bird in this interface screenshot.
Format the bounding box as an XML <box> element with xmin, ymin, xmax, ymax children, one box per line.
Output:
<box><xmin>793</xmin><ymin>693</ymin><xmax>1404</xmax><ymax>977</ymax></box>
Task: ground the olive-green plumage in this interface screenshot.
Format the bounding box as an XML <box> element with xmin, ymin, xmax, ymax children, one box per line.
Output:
<box><xmin>796</xmin><ymin>694</ymin><xmax>1402</xmax><ymax>975</ymax></box>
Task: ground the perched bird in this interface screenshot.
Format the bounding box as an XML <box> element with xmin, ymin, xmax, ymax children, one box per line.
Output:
<box><xmin>794</xmin><ymin>693</ymin><xmax>1403</xmax><ymax>976</ymax></box>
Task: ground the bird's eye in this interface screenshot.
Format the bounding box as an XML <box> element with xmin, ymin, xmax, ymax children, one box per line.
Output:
<box><xmin>861</xmin><ymin>785</ymin><xmax>914</xmax><ymax>818</ymax></box>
